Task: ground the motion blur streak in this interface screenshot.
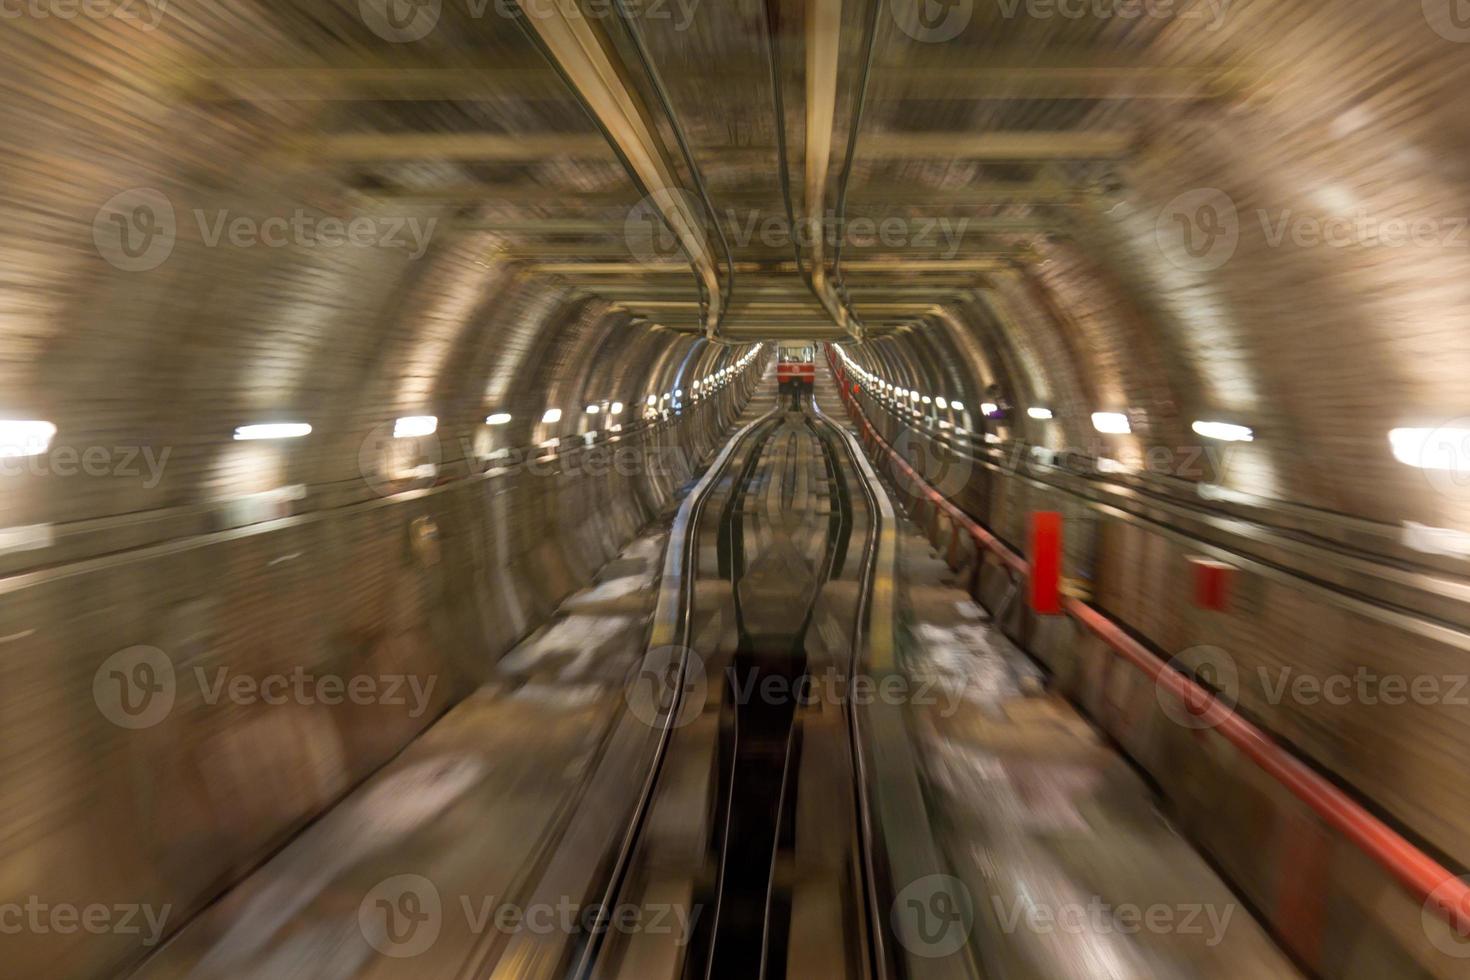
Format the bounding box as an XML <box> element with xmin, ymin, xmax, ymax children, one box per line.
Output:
<box><xmin>2</xmin><ymin>2</ymin><xmax>1470</xmax><ymax>979</ymax></box>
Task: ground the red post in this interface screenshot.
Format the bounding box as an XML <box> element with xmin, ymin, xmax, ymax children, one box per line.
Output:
<box><xmin>1029</xmin><ymin>511</ymin><xmax>1063</xmax><ymax>614</ymax></box>
<box><xmin>1190</xmin><ymin>556</ymin><xmax>1235</xmax><ymax>611</ymax></box>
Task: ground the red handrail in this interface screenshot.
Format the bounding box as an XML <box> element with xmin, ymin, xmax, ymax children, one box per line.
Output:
<box><xmin>828</xmin><ymin>353</ymin><xmax>1470</xmax><ymax>937</ymax></box>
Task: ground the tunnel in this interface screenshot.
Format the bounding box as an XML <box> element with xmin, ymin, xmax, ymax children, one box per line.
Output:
<box><xmin>4</xmin><ymin>0</ymin><xmax>1470</xmax><ymax>977</ymax></box>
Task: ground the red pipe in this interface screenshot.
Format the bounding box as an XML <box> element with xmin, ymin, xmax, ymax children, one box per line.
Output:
<box><xmin>828</xmin><ymin>354</ymin><xmax>1470</xmax><ymax>936</ymax></box>
<box><xmin>1064</xmin><ymin>596</ymin><xmax>1470</xmax><ymax>934</ymax></box>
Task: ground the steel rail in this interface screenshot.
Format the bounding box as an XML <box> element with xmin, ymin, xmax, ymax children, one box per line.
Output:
<box><xmin>828</xmin><ymin>351</ymin><xmax>1470</xmax><ymax>939</ymax></box>
<box><xmin>568</xmin><ymin>404</ymin><xmax>781</xmax><ymax>978</ymax></box>
<box><xmin>810</xmin><ymin>393</ymin><xmax>978</xmax><ymax>980</ymax></box>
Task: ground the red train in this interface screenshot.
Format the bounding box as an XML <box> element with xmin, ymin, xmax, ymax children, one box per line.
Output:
<box><xmin>776</xmin><ymin>343</ymin><xmax>816</xmax><ymax>409</ymax></box>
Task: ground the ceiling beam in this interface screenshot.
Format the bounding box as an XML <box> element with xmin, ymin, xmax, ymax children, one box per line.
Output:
<box><xmin>875</xmin><ymin>63</ymin><xmax>1244</xmax><ymax>100</ymax></box>
<box><xmin>862</xmin><ymin>131</ymin><xmax>1135</xmax><ymax>159</ymax></box>
<box><xmin>354</xmin><ymin>178</ymin><xmax>1085</xmax><ymax>207</ymax></box>
<box><xmin>790</xmin><ymin>259</ymin><xmax>1013</xmax><ymax>272</ymax></box>
<box><xmin>454</xmin><ymin>213</ymin><xmax>1068</xmax><ymax>236</ymax></box>
<box><xmin>188</xmin><ymin>55</ymin><xmax>1241</xmax><ymax>103</ymax></box>
<box><xmin>307</xmin><ymin>132</ymin><xmax>612</xmax><ymax>161</ymax></box>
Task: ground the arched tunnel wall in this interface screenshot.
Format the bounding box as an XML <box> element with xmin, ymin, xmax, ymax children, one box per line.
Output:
<box><xmin>2</xmin><ymin>298</ymin><xmax>765</xmax><ymax>979</ymax></box>
<box><xmin>6</xmin><ymin>1</ymin><xmax>1470</xmax><ymax>975</ymax></box>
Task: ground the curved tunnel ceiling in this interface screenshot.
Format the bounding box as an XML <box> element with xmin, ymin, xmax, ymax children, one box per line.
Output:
<box><xmin>5</xmin><ymin>0</ymin><xmax>1470</xmax><ymax>537</ymax></box>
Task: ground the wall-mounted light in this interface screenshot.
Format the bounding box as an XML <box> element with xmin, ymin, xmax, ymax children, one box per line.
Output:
<box><xmin>234</xmin><ymin>423</ymin><xmax>312</xmax><ymax>441</ymax></box>
<box><xmin>486</xmin><ymin>413</ymin><xmax>512</xmax><ymax>426</ymax></box>
<box><xmin>1192</xmin><ymin>420</ymin><xmax>1253</xmax><ymax>442</ymax></box>
<box><xmin>0</xmin><ymin>420</ymin><xmax>56</xmax><ymax>458</ymax></box>
<box><xmin>1390</xmin><ymin>427</ymin><xmax>1470</xmax><ymax>470</ymax></box>
<box><xmin>1028</xmin><ymin>407</ymin><xmax>1054</xmax><ymax>420</ymax></box>
<box><xmin>542</xmin><ymin>408</ymin><xmax>563</xmax><ymax>424</ymax></box>
<box><xmin>393</xmin><ymin>415</ymin><xmax>438</xmax><ymax>439</ymax></box>
<box><xmin>1092</xmin><ymin>411</ymin><xmax>1131</xmax><ymax>435</ymax></box>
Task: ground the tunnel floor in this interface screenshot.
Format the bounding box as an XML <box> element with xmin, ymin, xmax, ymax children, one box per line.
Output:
<box><xmin>125</xmin><ymin>365</ymin><xmax>1301</xmax><ymax>979</ymax></box>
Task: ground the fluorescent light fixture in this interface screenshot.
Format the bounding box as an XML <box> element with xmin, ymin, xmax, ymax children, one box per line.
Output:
<box><xmin>910</xmin><ymin>391</ymin><xmax>920</xmax><ymax>402</ymax></box>
<box><xmin>542</xmin><ymin>408</ymin><xmax>563</xmax><ymax>424</ymax></box>
<box><xmin>936</xmin><ymin>397</ymin><xmax>949</xmax><ymax>410</ymax></box>
<box><xmin>1390</xmin><ymin>427</ymin><xmax>1470</xmax><ymax>470</ymax></box>
<box><xmin>921</xmin><ymin>395</ymin><xmax>932</xmax><ymax>405</ymax></box>
<box><xmin>951</xmin><ymin>401</ymin><xmax>964</xmax><ymax>412</ymax></box>
<box><xmin>234</xmin><ymin>422</ymin><xmax>311</xmax><ymax>441</ymax></box>
<box><xmin>1092</xmin><ymin>411</ymin><xmax>1131</xmax><ymax>434</ymax></box>
<box><xmin>610</xmin><ymin>402</ymin><xmax>624</xmax><ymax>415</ymax></box>
<box><xmin>1192</xmin><ymin>419</ymin><xmax>1253</xmax><ymax>442</ymax></box>
<box><xmin>980</xmin><ymin>402</ymin><xmax>999</xmax><ymax>416</ymax></box>
<box><xmin>393</xmin><ymin>415</ymin><xmax>438</xmax><ymax>439</ymax></box>
<box><xmin>486</xmin><ymin>413</ymin><xmax>512</xmax><ymax>426</ymax></box>
<box><xmin>585</xmin><ymin>404</ymin><xmax>600</xmax><ymax>415</ymax></box>
<box><xmin>1028</xmin><ymin>407</ymin><xmax>1054</xmax><ymax>420</ymax></box>
<box><xmin>0</xmin><ymin>420</ymin><xmax>56</xmax><ymax>458</ymax></box>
